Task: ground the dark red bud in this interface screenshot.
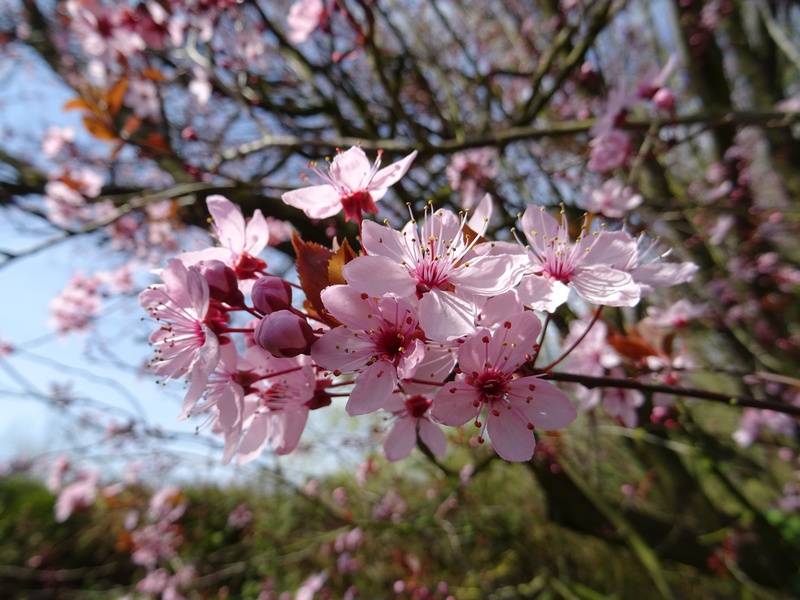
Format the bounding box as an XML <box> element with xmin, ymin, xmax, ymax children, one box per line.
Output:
<box><xmin>251</xmin><ymin>276</ymin><xmax>293</xmax><ymax>314</ymax></box>
<box><xmin>254</xmin><ymin>310</ymin><xmax>317</xmax><ymax>358</ymax></box>
<box><xmin>196</xmin><ymin>260</ymin><xmax>244</xmax><ymax>307</ymax></box>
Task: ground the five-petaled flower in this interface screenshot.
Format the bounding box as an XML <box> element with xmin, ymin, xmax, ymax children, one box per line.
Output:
<box><xmin>430</xmin><ymin>311</ymin><xmax>577</xmax><ymax>462</ymax></box>
<box><xmin>282</xmin><ymin>146</ymin><xmax>417</xmax><ymax>225</ymax></box>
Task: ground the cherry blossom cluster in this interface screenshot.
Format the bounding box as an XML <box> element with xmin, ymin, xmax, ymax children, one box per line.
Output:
<box><xmin>139</xmin><ymin>146</ymin><xmax>698</xmax><ymax>464</ymax></box>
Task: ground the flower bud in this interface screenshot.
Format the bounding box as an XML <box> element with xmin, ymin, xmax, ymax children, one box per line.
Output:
<box><xmin>196</xmin><ymin>260</ymin><xmax>244</xmax><ymax>306</ymax></box>
<box><xmin>652</xmin><ymin>87</ymin><xmax>675</xmax><ymax>111</ymax></box>
<box><xmin>251</xmin><ymin>276</ymin><xmax>293</xmax><ymax>314</ymax></box>
<box><xmin>254</xmin><ymin>310</ymin><xmax>316</xmax><ymax>357</ymax></box>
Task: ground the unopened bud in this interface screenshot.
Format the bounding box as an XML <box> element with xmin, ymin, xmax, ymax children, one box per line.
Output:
<box><xmin>652</xmin><ymin>87</ymin><xmax>675</xmax><ymax>111</ymax></box>
<box><xmin>254</xmin><ymin>310</ymin><xmax>316</xmax><ymax>358</ymax></box>
<box><xmin>196</xmin><ymin>260</ymin><xmax>244</xmax><ymax>306</ymax></box>
<box><xmin>252</xmin><ymin>276</ymin><xmax>293</xmax><ymax>314</ymax></box>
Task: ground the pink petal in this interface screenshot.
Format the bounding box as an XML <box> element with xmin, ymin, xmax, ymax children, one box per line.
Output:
<box><xmin>207</xmin><ymin>195</ymin><xmax>246</xmax><ymax>251</ymax></box>
<box><xmin>282</xmin><ymin>184</ymin><xmax>344</xmax><ymax>219</ymax></box>
<box><xmin>368</xmin><ymin>150</ymin><xmax>417</xmax><ymax>193</ymax></box>
<box><xmin>215</xmin><ymin>385</ymin><xmax>243</xmax><ymax>430</ymax></box>
<box><xmin>466</xmin><ymin>193</ymin><xmax>492</xmax><ymax>238</ymax></box>
<box><xmin>631</xmin><ymin>261</ymin><xmax>698</xmax><ymax>290</ymax></box>
<box><xmin>508</xmin><ymin>378</ymin><xmax>577</xmax><ymax>431</ymax></box>
<box><xmin>384</xmin><ymin>417</ymin><xmax>417</xmax><ymax>461</ymax></box>
<box><xmin>244</xmin><ymin>209</ymin><xmax>269</xmax><ymax>255</ymax></box>
<box><xmin>360</xmin><ymin>219</ymin><xmax>413</xmax><ymax>263</ymax></box>
<box><xmin>345</xmin><ymin>361</ymin><xmax>397</xmax><ymax>416</ymax></box>
<box><xmin>517</xmin><ymin>275</ymin><xmax>569</xmax><ymax>312</ymax></box>
<box><xmin>310</xmin><ymin>326</ymin><xmax>373</xmax><ymax>373</ymax></box>
<box><xmin>584</xmin><ymin>231</ymin><xmax>636</xmax><ymax>266</ymax></box>
<box><xmin>175</xmin><ymin>247</ymin><xmax>232</xmax><ymax>268</ymax></box>
<box><xmin>486</xmin><ymin>410</ymin><xmax>536</xmax><ymax>462</ymax></box>
<box><xmin>273</xmin><ymin>409</ymin><xmax>309</xmax><ymax>455</ymax></box>
<box><xmin>418</xmin><ymin>289</ymin><xmax>477</xmax><ymax>341</ymax></box>
<box><xmin>476</xmin><ymin>291</ymin><xmax>524</xmax><ymax>329</ymax></box>
<box><xmin>342</xmin><ymin>255</ymin><xmax>416</xmax><ymax>297</ymax></box>
<box><xmin>180</xmin><ymin>331</ymin><xmax>221</xmax><ymax>415</ymax></box>
<box><xmin>396</xmin><ymin>338</ymin><xmax>426</xmax><ymax>380</ymax></box>
<box><xmin>451</xmin><ymin>254</ymin><xmax>528</xmax><ymax>296</ymax></box>
<box><xmin>572</xmin><ymin>265</ymin><xmax>640</xmax><ymax>307</ymax></box>
<box><xmin>319</xmin><ymin>285</ymin><xmax>377</xmax><ymax>329</ymax></box>
<box><xmin>519</xmin><ymin>206</ymin><xmax>561</xmax><ymax>256</ymax></box>
<box><xmin>330</xmin><ymin>147</ymin><xmax>371</xmax><ymax>192</ymax></box>
<box><xmin>235</xmin><ymin>413</ymin><xmax>268</xmax><ymax>464</ymax></box>
<box><xmin>418</xmin><ymin>419</ymin><xmax>447</xmax><ymax>457</ymax></box>
<box><xmin>430</xmin><ymin>381</ymin><xmax>477</xmax><ymax>426</ymax></box>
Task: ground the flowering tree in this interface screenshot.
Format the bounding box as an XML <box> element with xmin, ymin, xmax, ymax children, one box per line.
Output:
<box><xmin>2</xmin><ymin>0</ymin><xmax>800</xmax><ymax>596</ymax></box>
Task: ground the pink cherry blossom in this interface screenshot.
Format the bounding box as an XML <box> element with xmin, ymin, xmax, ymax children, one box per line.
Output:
<box><xmin>446</xmin><ymin>148</ymin><xmax>499</xmax><ymax>209</ymax></box>
<box><xmin>178</xmin><ymin>195</ymin><xmax>269</xmax><ymax>281</ymax></box>
<box><xmin>227</xmin><ymin>503</ymin><xmax>253</xmax><ymax>528</ymax></box>
<box><xmin>66</xmin><ymin>0</ymin><xmax>145</xmax><ymax>64</ymax></box>
<box><xmin>42</xmin><ymin>126</ymin><xmax>75</xmax><ymax>157</ymax></box>
<box><xmin>579</xmin><ymin>178</ymin><xmax>642</xmax><ymax>219</ymax></box>
<box><xmin>147</xmin><ymin>485</ymin><xmax>188</xmax><ymax>523</ymax></box>
<box><xmin>131</xmin><ymin>523</ymin><xmax>183</xmax><ymax>569</ymax></box>
<box><xmin>49</xmin><ymin>271</ymin><xmax>103</xmax><ymax>336</ymax></box>
<box><xmin>588</xmin><ymin>129</ymin><xmax>631</xmax><ymax>173</ymax></box>
<box><xmin>287</xmin><ymin>0</ymin><xmax>325</xmax><ymax>44</ymax></box>
<box><xmin>54</xmin><ymin>469</ymin><xmax>98</xmax><ymax>522</ymax></box>
<box><xmin>47</xmin><ymin>455</ymin><xmax>70</xmax><ymax>493</ymax></box>
<box><xmin>139</xmin><ymin>259</ymin><xmax>221</xmax><ymax>411</ymax></box>
<box><xmin>517</xmin><ymin>207</ymin><xmax>641</xmax><ymax>312</ymax></box>
<box><xmin>733</xmin><ymin>407</ymin><xmax>796</xmax><ymax>448</ymax></box>
<box><xmin>383</xmin><ymin>392</ymin><xmax>447</xmax><ymax>461</ymax></box>
<box><xmin>430</xmin><ymin>311</ymin><xmax>577</xmax><ymax>462</ymax></box>
<box><xmin>181</xmin><ymin>342</ymin><xmax>244</xmax><ymax>435</ymax></box>
<box><xmin>644</xmin><ymin>300</ymin><xmax>708</xmax><ymax>328</ymax></box>
<box><xmin>598</xmin><ymin>368</ymin><xmax>645</xmax><ymax>427</ymax></box>
<box><xmin>637</xmin><ymin>55</ymin><xmax>677</xmax><ymax>101</ymax></box>
<box><xmin>343</xmin><ymin>197</ymin><xmax>529</xmax><ymax>340</ymax></box>
<box><xmin>611</xmin><ymin>234</ymin><xmax>699</xmax><ymax>296</ymax></box>
<box><xmin>228</xmin><ymin>347</ymin><xmax>316</xmax><ymax>463</ymax></box>
<box><xmin>589</xmin><ymin>83</ymin><xmax>637</xmax><ymax>138</ymax></box>
<box><xmin>282</xmin><ymin>146</ymin><xmax>417</xmax><ymax>224</ymax></box>
<box><xmin>44</xmin><ymin>180</ymin><xmax>88</xmax><ymax>228</ymax></box>
<box><xmin>312</xmin><ymin>286</ymin><xmax>431</xmax><ymax>416</ymax></box>
<box><xmin>125</xmin><ymin>78</ymin><xmax>161</xmax><ymax>120</ymax></box>
<box><xmin>564</xmin><ymin>316</ymin><xmax>620</xmax><ymax>413</ymax></box>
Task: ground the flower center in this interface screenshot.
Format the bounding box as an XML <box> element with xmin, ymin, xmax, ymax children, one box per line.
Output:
<box><xmin>404</xmin><ymin>394</ymin><xmax>431</xmax><ymax>419</ymax></box>
<box><xmin>341</xmin><ymin>191</ymin><xmax>378</xmax><ymax>223</ymax></box>
<box><xmin>469</xmin><ymin>368</ymin><xmax>511</xmax><ymax>405</ymax></box>
<box><xmin>372</xmin><ymin>324</ymin><xmax>410</xmax><ymax>364</ymax></box>
<box><xmin>234</xmin><ymin>253</ymin><xmax>266</xmax><ymax>279</ymax></box>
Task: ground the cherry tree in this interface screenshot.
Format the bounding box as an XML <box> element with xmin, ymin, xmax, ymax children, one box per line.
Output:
<box><xmin>1</xmin><ymin>0</ymin><xmax>800</xmax><ymax>596</ymax></box>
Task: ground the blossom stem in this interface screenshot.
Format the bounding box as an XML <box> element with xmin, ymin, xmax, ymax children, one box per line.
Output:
<box><xmin>261</xmin><ymin>365</ymin><xmax>304</xmax><ymax>379</ymax></box>
<box><xmin>542</xmin><ymin>306</ymin><xmax>604</xmax><ymax>371</ymax></box>
<box><xmin>532</xmin><ymin>312</ymin><xmax>552</xmax><ymax>365</ymax></box>
<box><xmin>406</xmin><ymin>377</ymin><xmax>447</xmax><ymax>387</ymax></box>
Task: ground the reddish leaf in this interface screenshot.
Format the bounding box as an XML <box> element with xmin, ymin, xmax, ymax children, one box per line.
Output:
<box><xmin>64</xmin><ymin>97</ymin><xmax>93</xmax><ymax>111</ymax></box>
<box><xmin>106</xmin><ymin>78</ymin><xmax>129</xmax><ymax>116</ymax></box>
<box><xmin>293</xmin><ymin>232</ymin><xmax>340</xmax><ymax>328</ymax></box>
<box><xmin>144</xmin><ymin>132</ymin><xmax>170</xmax><ymax>153</ymax></box>
<box><xmin>608</xmin><ymin>330</ymin><xmax>658</xmax><ymax>363</ymax></box>
<box><xmin>121</xmin><ymin>115</ymin><xmax>142</xmax><ymax>139</ymax></box>
<box><xmin>82</xmin><ymin>116</ymin><xmax>118</xmax><ymax>141</ymax></box>
<box><xmin>328</xmin><ymin>238</ymin><xmax>357</xmax><ymax>285</ymax></box>
<box><xmin>142</xmin><ymin>67</ymin><xmax>168</xmax><ymax>82</ymax></box>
